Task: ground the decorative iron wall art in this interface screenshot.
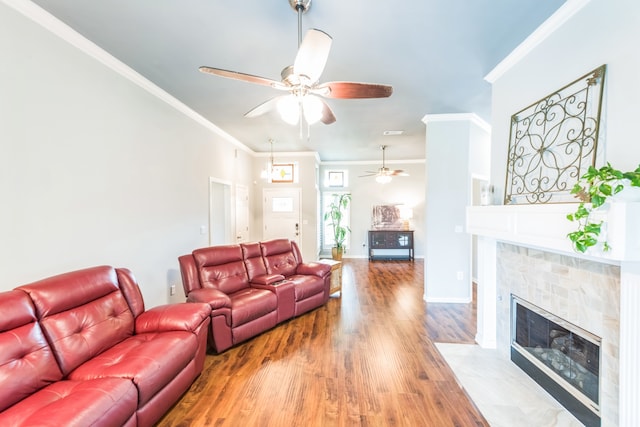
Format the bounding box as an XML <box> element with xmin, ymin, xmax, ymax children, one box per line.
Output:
<box><xmin>504</xmin><ymin>65</ymin><xmax>606</xmax><ymax>204</ymax></box>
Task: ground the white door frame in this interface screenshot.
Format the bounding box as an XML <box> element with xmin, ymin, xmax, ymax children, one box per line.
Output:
<box><xmin>209</xmin><ymin>177</ymin><xmax>233</xmax><ymax>246</ymax></box>
<box><xmin>235</xmin><ymin>183</ymin><xmax>250</xmax><ymax>243</ymax></box>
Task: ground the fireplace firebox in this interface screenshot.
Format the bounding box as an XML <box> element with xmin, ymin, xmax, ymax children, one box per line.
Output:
<box><xmin>511</xmin><ymin>295</ymin><xmax>601</xmax><ymax>427</ymax></box>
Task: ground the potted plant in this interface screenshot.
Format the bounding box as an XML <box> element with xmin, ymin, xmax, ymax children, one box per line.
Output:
<box><xmin>324</xmin><ymin>193</ymin><xmax>351</xmax><ymax>260</ymax></box>
<box><xmin>566</xmin><ymin>163</ymin><xmax>640</xmax><ymax>253</ymax></box>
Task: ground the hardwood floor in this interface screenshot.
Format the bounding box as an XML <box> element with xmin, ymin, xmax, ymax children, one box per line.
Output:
<box><xmin>157</xmin><ymin>259</ymin><xmax>488</xmax><ymax>427</ymax></box>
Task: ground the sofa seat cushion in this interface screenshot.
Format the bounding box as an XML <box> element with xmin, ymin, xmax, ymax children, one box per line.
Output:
<box><xmin>230</xmin><ymin>288</ymin><xmax>277</xmax><ymax>327</ymax></box>
<box><xmin>287</xmin><ymin>275</ymin><xmax>326</xmax><ymax>301</ymax></box>
<box><xmin>0</xmin><ymin>377</ymin><xmax>137</xmax><ymax>427</ymax></box>
<box><xmin>68</xmin><ymin>331</ymin><xmax>197</xmax><ymax>406</ymax></box>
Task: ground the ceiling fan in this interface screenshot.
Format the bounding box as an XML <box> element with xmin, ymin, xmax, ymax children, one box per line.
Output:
<box><xmin>198</xmin><ymin>0</ymin><xmax>393</xmax><ymax>126</ymax></box>
<box><xmin>360</xmin><ymin>145</ymin><xmax>409</xmax><ymax>184</ymax></box>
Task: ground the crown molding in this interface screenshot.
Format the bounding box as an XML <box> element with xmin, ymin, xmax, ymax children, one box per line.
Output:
<box><xmin>421</xmin><ymin>113</ymin><xmax>491</xmax><ymax>134</ymax></box>
<box><xmin>3</xmin><ymin>0</ymin><xmax>255</xmax><ymax>155</ymax></box>
<box><xmin>320</xmin><ymin>159</ymin><xmax>425</xmax><ymax>166</ymax></box>
<box><xmin>484</xmin><ymin>0</ymin><xmax>591</xmax><ymax>83</ymax></box>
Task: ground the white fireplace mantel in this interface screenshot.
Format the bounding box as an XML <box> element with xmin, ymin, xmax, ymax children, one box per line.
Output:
<box><xmin>466</xmin><ymin>202</ymin><xmax>640</xmax><ymax>426</ymax></box>
<box><xmin>466</xmin><ymin>202</ymin><xmax>640</xmax><ymax>263</ymax></box>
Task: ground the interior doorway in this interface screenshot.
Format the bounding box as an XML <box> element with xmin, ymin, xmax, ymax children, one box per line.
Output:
<box><xmin>235</xmin><ymin>183</ymin><xmax>250</xmax><ymax>243</ymax></box>
<box><xmin>209</xmin><ymin>178</ymin><xmax>232</xmax><ymax>245</ymax></box>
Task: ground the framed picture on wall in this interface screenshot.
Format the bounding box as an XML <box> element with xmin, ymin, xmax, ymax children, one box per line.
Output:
<box><xmin>371</xmin><ymin>205</ymin><xmax>403</xmax><ymax>229</ymax></box>
<box><xmin>272</xmin><ymin>164</ymin><xmax>294</xmax><ymax>183</ymax></box>
<box><xmin>328</xmin><ymin>171</ymin><xmax>344</xmax><ymax>187</ymax></box>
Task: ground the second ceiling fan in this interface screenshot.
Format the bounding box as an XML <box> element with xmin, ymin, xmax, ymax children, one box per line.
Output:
<box><xmin>360</xmin><ymin>145</ymin><xmax>409</xmax><ymax>184</ymax></box>
<box><xmin>199</xmin><ymin>0</ymin><xmax>393</xmax><ymax>126</ymax></box>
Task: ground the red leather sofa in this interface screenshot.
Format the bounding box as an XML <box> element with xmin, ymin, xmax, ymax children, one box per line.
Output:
<box><xmin>179</xmin><ymin>238</ymin><xmax>331</xmax><ymax>353</ymax></box>
<box><xmin>0</xmin><ymin>266</ymin><xmax>211</xmax><ymax>427</ymax></box>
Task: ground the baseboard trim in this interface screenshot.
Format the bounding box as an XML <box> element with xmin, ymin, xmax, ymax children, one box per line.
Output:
<box><xmin>423</xmin><ymin>295</ymin><xmax>472</xmax><ymax>304</ymax></box>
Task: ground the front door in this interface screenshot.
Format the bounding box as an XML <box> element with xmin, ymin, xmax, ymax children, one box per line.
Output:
<box><xmin>262</xmin><ymin>188</ymin><xmax>301</xmax><ymax>243</ymax></box>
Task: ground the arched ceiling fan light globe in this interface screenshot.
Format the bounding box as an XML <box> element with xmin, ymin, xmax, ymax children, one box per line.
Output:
<box><xmin>277</xmin><ymin>95</ymin><xmax>300</xmax><ymax>125</ymax></box>
<box><xmin>303</xmin><ymin>95</ymin><xmax>323</xmax><ymax>124</ymax></box>
<box><xmin>376</xmin><ymin>174</ymin><xmax>392</xmax><ymax>184</ymax></box>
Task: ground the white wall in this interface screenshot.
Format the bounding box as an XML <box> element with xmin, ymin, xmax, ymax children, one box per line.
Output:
<box><xmin>423</xmin><ymin>115</ymin><xmax>490</xmax><ymax>302</ymax></box>
<box><xmin>0</xmin><ymin>3</ymin><xmax>253</xmax><ymax>306</ymax></box>
<box><xmin>489</xmin><ymin>0</ymin><xmax>640</xmax><ymax>203</ymax></box>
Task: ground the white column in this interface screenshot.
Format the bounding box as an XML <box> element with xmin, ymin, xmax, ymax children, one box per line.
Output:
<box><xmin>475</xmin><ymin>236</ymin><xmax>497</xmax><ymax>348</ymax></box>
<box><xmin>619</xmin><ymin>261</ymin><xmax>640</xmax><ymax>426</ymax></box>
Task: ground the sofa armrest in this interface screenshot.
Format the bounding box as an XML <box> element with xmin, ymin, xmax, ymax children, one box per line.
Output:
<box><xmin>135</xmin><ymin>302</ymin><xmax>211</xmax><ymax>334</ymax></box>
<box><xmin>296</xmin><ymin>262</ymin><xmax>331</xmax><ymax>277</ymax></box>
<box><xmin>251</xmin><ymin>274</ymin><xmax>286</xmax><ymax>286</ymax></box>
<box><xmin>186</xmin><ymin>288</ymin><xmax>231</xmax><ymax>310</ymax></box>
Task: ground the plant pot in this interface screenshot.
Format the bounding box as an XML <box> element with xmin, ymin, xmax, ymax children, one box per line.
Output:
<box><xmin>331</xmin><ymin>247</ymin><xmax>343</xmax><ymax>261</ymax></box>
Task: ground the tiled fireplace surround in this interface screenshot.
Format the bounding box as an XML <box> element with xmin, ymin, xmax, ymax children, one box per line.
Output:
<box><xmin>467</xmin><ymin>203</ymin><xmax>640</xmax><ymax>427</ymax></box>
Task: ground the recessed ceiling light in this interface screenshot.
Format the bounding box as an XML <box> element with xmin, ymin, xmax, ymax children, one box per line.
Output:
<box><xmin>383</xmin><ymin>130</ymin><xmax>404</xmax><ymax>136</ymax></box>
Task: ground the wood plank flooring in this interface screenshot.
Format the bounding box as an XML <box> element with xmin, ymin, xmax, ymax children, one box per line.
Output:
<box><xmin>157</xmin><ymin>259</ymin><xmax>488</xmax><ymax>427</ymax></box>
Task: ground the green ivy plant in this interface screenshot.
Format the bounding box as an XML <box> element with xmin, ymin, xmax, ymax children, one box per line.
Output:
<box><xmin>566</xmin><ymin>163</ymin><xmax>640</xmax><ymax>253</ymax></box>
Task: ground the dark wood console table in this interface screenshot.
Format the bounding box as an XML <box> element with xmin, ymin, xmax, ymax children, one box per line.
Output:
<box><xmin>368</xmin><ymin>230</ymin><xmax>414</xmax><ymax>261</ymax></box>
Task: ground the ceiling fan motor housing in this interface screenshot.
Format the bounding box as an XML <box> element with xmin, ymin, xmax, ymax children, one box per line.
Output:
<box><xmin>289</xmin><ymin>0</ymin><xmax>311</xmax><ymax>13</ymax></box>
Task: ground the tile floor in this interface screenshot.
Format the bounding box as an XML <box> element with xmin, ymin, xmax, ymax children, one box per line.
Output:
<box><xmin>436</xmin><ymin>343</ymin><xmax>585</xmax><ymax>427</ymax></box>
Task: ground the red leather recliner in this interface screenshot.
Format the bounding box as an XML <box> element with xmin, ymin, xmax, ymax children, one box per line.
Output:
<box><xmin>179</xmin><ymin>239</ymin><xmax>331</xmax><ymax>353</ymax></box>
<box><xmin>0</xmin><ymin>266</ymin><xmax>211</xmax><ymax>427</ymax></box>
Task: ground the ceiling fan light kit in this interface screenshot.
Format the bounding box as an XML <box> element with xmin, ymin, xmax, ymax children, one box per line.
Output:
<box><xmin>198</xmin><ymin>0</ymin><xmax>392</xmax><ymax>128</ymax></box>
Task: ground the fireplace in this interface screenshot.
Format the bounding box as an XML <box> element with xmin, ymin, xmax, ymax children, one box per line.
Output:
<box><xmin>466</xmin><ymin>203</ymin><xmax>640</xmax><ymax>427</ymax></box>
<box><xmin>511</xmin><ymin>295</ymin><xmax>601</xmax><ymax>427</ymax></box>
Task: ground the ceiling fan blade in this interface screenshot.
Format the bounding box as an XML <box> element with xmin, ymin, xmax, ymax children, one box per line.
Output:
<box><xmin>316</xmin><ymin>81</ymin><xmax>393</xmax><ymax>99</ymax></box>
<box><xmin>293</xmin><ymin>29</ymin><xmax>332</xmax><ymax>84</ymax></box>
<box><xmin>199</xmin><ymin>66</ymin><xmax>287</xmax><ymax>89</ymax></box>
<box><xmin>244</xmin><ymin>96</ymin><xmax>284</xmax><ymax>118</ymax></box>
<box><xmin>359</xmin><ymin>172</ymin><xmax>378</xmax><ymax>177</ymax></box>
<box><xmin>319</xmin><ymin>98</ymin><xmax>336</xmax><ymax>125</ymax></box>
<box><xmin>390</xmin><ymin>170</ymin><xmax>409</xmax><ymax>176</ymax></box>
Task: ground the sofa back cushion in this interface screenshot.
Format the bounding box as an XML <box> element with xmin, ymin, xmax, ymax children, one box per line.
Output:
<box><xmin>0</xmin><ymin>290</ymin><xmax>63</xmax><ymax>411</ymax></box>
<box><xmin>115</xmin><ymin>267</ymin><xmax>145</xmax><ymax>318</ymax></box>
<box><xmin>241</xmin><ymin>242</ymin><xmax>267</xmax><ymax>281</ymax></box>
<box><xmin>260</xmin><ymin>239</ymin><xmax>299</xmax><ymax>277</ymax></box>
<box><xmin>16</xmin><ymin>266</ymin><xmax>135</xmax><ymax>376</ymax></box>
<box><xmin>193</xmin><ymin>245</ymin><xmax>249</xmax><ymax>295</ymax></box>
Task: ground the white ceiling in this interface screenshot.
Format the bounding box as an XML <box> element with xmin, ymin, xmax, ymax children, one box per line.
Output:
<box><xmin>31</xmin><ymin>0</ymin><xmax>565</xmax><ymax>162</ymax></box>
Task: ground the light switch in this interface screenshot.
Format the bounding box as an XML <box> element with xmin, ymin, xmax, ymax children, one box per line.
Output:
<box><xmin>200</xmin><ymin>225</ymin><xmax>207</xmax><ymax>235</ymax></box>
